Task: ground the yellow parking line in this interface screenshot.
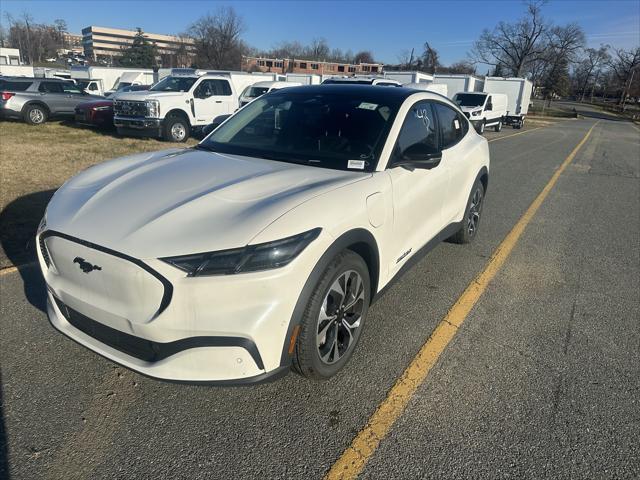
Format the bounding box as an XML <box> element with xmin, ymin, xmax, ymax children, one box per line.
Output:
<box><xmin>325</xmin><ymin>121</ymin><xmax>599</xmax><ymax>480</ymax></box>
<box><xmin>488</xmin><ymin>126</ymin><xmax>543</xmax><ymax>143</ymax></box>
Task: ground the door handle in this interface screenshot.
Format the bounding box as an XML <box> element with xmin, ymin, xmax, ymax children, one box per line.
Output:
<box><xmin>215</xmin><ymin>101</ymin><xmax>222</xmax><ymax>103</ymax></box>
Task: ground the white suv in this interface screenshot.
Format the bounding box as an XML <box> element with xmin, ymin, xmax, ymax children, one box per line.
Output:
<box><xmin>113</xmin><ymin>72</ymin><xmax>237</xmax><ymax>142</ymax></box>
<box><xmin>38</xmin><ymin>85</ymin><xmax>489</xmax><ymax>384</ymax></box>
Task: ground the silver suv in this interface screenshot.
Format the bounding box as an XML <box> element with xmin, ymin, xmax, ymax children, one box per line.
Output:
<box><xmin>0</xmin><ymin>77</ymin><xmax>103</xmax><ymax>125</ymax></box>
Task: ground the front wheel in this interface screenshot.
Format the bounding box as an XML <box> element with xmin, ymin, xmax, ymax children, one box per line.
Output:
<box><xmin>477</xmin><ymin>120</ymin><xmax>486</xmax><ymax>134</ymax></box>
<box><xmin>292</xmin><ymin>250</ymin><xmax>370</xmax><ymax>379</ymax></box>
<box><xmin>449</xmin><ymin>180</ymin><xmax>485</xmax><ymax>244</ymax></box>
<box><xmin>163</xmin><ymin>115</ymin><xmax>190</xmax><ymax>142</ymax></box>
<box><xmin>494</xmin><ymin>121</ymin><xmax>502</xmax><ymax>132</ymax></box>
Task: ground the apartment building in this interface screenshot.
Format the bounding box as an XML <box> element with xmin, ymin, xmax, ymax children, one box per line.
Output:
<box><xmin>243</xmin><ymin>56</ymin><xmax>384</xmax><ymax>75</ymax></box>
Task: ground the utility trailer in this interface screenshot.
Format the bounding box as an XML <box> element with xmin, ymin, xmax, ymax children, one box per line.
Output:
<box><xmin>483</xmin><ymin>77</ymin><xmax>533</xmax><ymax>128</ymax></box>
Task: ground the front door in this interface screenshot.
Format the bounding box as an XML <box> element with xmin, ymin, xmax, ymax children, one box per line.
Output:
<box><xmin>192</xmin><ymin>79</ymin><xmax>235</xmax><ymax>124</ymax></box>
<box><xmin>386</xmin><ymin>100</ymin><xmax>449</xmax><ymax>275</ymax></box>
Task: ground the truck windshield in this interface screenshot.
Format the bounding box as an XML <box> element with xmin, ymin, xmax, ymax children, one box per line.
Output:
<box><xmin>455</xmin><ymin>93</ymin><xmax>486</xmax><ymax>107</ymax></box>
<box><xmin>149</xmin><ymin>76</ymin><xmax>197</xmax><ymax>92</ymax></box>
<box><xmin>198</xmin><ymin>90</ymin><xmax>402</xmax><ymax>172</ymax></box>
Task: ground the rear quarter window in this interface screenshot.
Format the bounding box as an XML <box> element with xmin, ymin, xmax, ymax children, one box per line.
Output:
<box><xmin>0</xmin><ymin>80</ymin><xmax>33</xmax><ymax>92</ymax></box>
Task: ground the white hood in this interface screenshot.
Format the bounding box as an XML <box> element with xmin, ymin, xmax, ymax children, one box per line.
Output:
<box><xmin>46</xmin><ymin>149</ymin><xmax>367</xmax><ymax>258</ymax></box>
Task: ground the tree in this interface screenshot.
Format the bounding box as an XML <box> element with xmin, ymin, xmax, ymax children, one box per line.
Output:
<box><xmin>117</xmin><ymin>28</ymin><xmax>158</xmax><ymax>68</ymax></box>
<box><xmin>609</xmin><ymin>47</ymin><xmax>640</xmax><ymax>107</ymax></box>
<box><xmin>188</xmin><ymin>7</ymin><xmax>246</xmax><ymax>70</ymax></box>
<box><xmin>472</xmin><ymin>0</ymin><xmax>547</xmax><ymax>77</ymax></box>
<box><xmin>305</xmin><ymin>38</ymin><xmax>330</xmax><ymax>61</ymax></box>
<box><xmin>53</xmin><ymin>19</ymin><xmax>67</xmax><ymax>49</ymax></box>
<box><xmin>538</xmin><ymin>23</ymin><xmax>585</xmax><ymax>103</ymax></box>
<box><xmin>353</xmin><ymin>50</ymin><xmax>375</xmax><ymax>64</ymax></box>
<box><xmin>576</xmin><ymin>45</ymin><xmax>610</xmax><ymax>101</ymax></box>
<box><xmin>421</xmin><ymin>42</ymin><xmax>440</xmax><ymax>72</ymax></box>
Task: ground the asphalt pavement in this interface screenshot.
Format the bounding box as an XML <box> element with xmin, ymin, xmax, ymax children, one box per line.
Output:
<box><xmin>1</xmin><ymin>111</ymin><xmax>638</xmax><ymax>479</ymax></box>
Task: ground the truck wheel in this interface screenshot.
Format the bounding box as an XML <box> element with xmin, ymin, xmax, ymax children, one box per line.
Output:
<box><xmin>478</xmin><ymin>120</ymin><xmax>486</xmax><ymax>134</ymax></box>
<box><xmin>292</xmin><ymin>250</ymin><xmax>370</xmax><ymax>379</ymax></box>
<box><xmin>164</xmin><ymin>115</ymin><xmax>190</xmax><ymax>142</ymax></box>
<box><xmin>494</xmin><ymin>121</ymin><xmax>502</xmax><ymax>132</ymax></box>
<box><xmin>24</xmin><ymin>104</ymin><xmax>48</xmax><ymax>125</ymax></box>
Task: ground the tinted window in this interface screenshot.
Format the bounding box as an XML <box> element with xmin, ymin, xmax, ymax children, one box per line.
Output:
<box><xmin>434</xmin><ymin>103</ymin><xmax>467</xmax><ymax>149</ymax></box>
<box><xmin>62</xmin><ymin>83</ymin><xmax>82</xmax><ymax>94</ymax></box>
<box><xmin>149</xmin><ymin>76</ymin><xmax>197</xmax><ymax>92</ymax></box>
<box><xmin>201</xmin><ymin>91</ymin><xmax>401</xmax><ymax>171</ymax></box>
<box><xmin>0</xmin><ymin>80</ymin><xmax>32</xmax><ymax>91</ymax></box>
<box><xmin>38</xmin><ymin>82</ymin><xmax>64</xmax><ymax>93</ymax></box>
<box><xmin>392</xmin><ymin>101</ymin><xmax>438</xmax><ymax>164</ymax></box>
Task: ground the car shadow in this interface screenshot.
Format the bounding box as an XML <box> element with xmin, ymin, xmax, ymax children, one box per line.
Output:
<box><xmin>59</xmin><ymin>119</ymin><xmax>119</xmax><ymax>138</ymax></box>
<box><xmin>0</xmin><ymin>189</ymin><xmax>54</xmax><ymax>313</ymax></box>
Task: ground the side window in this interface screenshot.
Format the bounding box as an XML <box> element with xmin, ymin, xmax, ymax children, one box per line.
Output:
<box><xmin>194</xmin><ymin>80</ymin><xmax>214</xmax><ymax>98</ymax></box>
<box><xmin>434</xmin><ymin>103</ymin><xmax>468</xmax><ymax>149</ymax></box>
<box><xmin>38</xmin><ymin>82</ymin><xmax>64</xmax><ymax>94</ymax></box>
<box><xmin>62</xmin><ymin>83</ymin><xmax>82</xmax><ymax>94</ymax></box>
<box><xmin>212</xmin><ymin>79</ymin><xmax>232</xmax><ymax>96</ymax></box>
<box><xmin>392</xmin><ymin>101</ymin><xmax>438</xmax><ymax>165</ymax></box>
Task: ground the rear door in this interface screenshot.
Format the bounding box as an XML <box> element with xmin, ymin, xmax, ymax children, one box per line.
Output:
<box><xmin>60</xmin><ymin>82</ymin><xmax>89</xmax><ymax>112</ymax></box>
<box><xmin>192</xmin><ymin>79</ymin><xmax>235</xmax><ymax>124</ymax></box>
<box><xmin>37</xmin><ymin>81</ymin><xmax>67</xmax><ymax>114</ymax></box>
<box><xmin>432</xmin><ymin>102</ymin><xmax>473</xmax><ymax>224</ymax></box>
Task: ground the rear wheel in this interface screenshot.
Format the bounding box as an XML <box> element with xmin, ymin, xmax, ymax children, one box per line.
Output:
<box><xmin>292</xmin><ymin>250</ymin><xmax>370</xmax><ymax>379</ymax></box>
<box><xmin>449</xmin><ymin>180</ymin><xmax>485</xmax><ymax>244</ymax></box>
<box><xmin>24</xmin><ymin>104</ymin><xmax>47</xmax><ymax>125</ymax></box>
<box><xmin>163</xmin><ymin>114</ymin><xmax>190</xmax><ymax>142</ymax></box>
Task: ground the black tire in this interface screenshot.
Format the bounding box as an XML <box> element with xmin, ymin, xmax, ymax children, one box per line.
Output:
<box><xmin>292</xmin><ymin>250</ymin><xmax>371</xmax><ymax>379</ymax></box>
<box><xmin>477</xmin><ymin>120</ymin><xmax>486</xmax><ymax>134</ymax></box>
<box><xmin>449</xmin><ymin>179</ymin><xmax>485</xmax><ymax>244</ymax></box>
<box><xmin>494</xmin><ymin>121</ymin><xmax>502</xmax><ymax>132</ymax></box>
<box><xmin>23</xmin><ymin>104</ymin><xmax>48</xmax><ymax>125</ymax></box>
<box><xmin>163</xmin><ymin>114</ymin><xmax>190</xmax><ymax>142</ymax></box>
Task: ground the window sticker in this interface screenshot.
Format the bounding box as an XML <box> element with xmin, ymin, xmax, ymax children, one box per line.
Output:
<box><xmin>358</xmin><ymin>102</ymin><xmax>378</xmax><ymax>111</ymax></box>
<box><xmin>454</xmin><ymin>119</ymin><xmax>460</xmax><ymax>130</ymax></box>
<box><xmin>348</xmin><ymin>159</ymin><xmax>366</xmax><ymax>170</ymax></box>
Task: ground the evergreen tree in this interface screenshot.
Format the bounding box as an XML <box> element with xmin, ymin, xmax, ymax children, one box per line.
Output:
<box><xmin>117</xmin><ymin>28</ymin><xmax>157</xmax><ymax>68</ymax></box>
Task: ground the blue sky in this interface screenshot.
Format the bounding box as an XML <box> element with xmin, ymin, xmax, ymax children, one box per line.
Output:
<box><xmin>1</xmin><ymin>0</ymin><xmax>638</xmax><ymax>66</ymax></box>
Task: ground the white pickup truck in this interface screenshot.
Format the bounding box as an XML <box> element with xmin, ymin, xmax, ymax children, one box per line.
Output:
<box><xmin>113</xmin><ymin>71</ymin><xmax>240</xmax><ymax>142</ymax></box>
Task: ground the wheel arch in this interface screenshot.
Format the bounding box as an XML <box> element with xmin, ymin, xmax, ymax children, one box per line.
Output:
<box><xmin>22</xmin><ymin>101</ymin><xmax>51</xmax><ymax>115</ymax></box>
<box><xmin>278</xmin><ymin>227</ymin><xmax>380</xmax><ymax>367</ymax></box>
<box><xmin>165</xmin><ymin>108</ymin><xmax>191</xmax><ymax>126</ymax></box>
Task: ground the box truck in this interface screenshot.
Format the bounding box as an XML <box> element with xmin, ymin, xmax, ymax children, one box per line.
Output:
<box><xmin>70</xmin><ymin>66</ymin><xmax>154</xmax><ymax>96</ymax></box>
<box><xmin>404</xmin><ymin>82</ymin><xmax>448</xmax><ymax>96</ymax></box>
<box><xmin>383</xmin><ymin>71</ymin><xmax>434</xmax><ymax>84</ymax></box>
<box><xmin>483</xmin><ymin>77</ymin><xmax>533</xmax><ymax>128</ymax></box>
<box><xmin>433</xmin><ymin>74</ymin><xmax>485</xmax><ymax>99</ymax></box>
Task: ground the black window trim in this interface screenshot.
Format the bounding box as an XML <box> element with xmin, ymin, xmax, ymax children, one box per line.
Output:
<box><xmin>432</xmin><ymin>100</ymin><xmax>469</xmax><ymax>151</ymax></box>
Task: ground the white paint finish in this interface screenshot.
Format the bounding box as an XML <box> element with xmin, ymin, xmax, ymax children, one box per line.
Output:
<box><xmin>366</xmin><ymin>192</ymin><xmax>386</xmax><ymax>228</ymax></box>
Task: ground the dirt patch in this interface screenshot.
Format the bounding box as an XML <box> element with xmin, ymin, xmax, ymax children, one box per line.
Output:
<box><xmin>0</xmin><ymin>120</ymin><xmax>196</xmax><ymax>268</ymax></box>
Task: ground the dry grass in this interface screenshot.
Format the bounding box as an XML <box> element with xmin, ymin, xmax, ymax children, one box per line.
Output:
<box><xmin>0</xmin><ymin>120</ymin><xmax>196</xmax><ymax>268</ymax></box>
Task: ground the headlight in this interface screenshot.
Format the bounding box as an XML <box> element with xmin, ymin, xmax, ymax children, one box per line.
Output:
<box><xmin>472</xmin><ymin>110</ymin><xmax>481</xmax><ymax>116</ymax></box>
<box><xmin>92</xmin><ymin>105</ymin><xmax>111</xmax><ymax>111</ymax></box>
<box><xmin>161</xmin><ymin>228</ymin><xmax>321</xmax><ymax>276</ymax></box>
<box><xmin>146</xmin><ymin>99</ymin><xmax>160</xmax><ymax>118</ymax></box>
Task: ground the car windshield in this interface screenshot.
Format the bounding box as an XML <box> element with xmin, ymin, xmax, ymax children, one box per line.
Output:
<box><xmin>149</xmin><ymin>76</ymin><xmax>197</xmax><ymax>92</ymax></box>
<box><xmin>199</xmin><ymin>90</ymin><xmax>401</xmax><ymax>172</ymax></box>
<box><xmin>455</xmin><ymin>93</ymin><xmax>486</xmax><ymax>107</ymax></box>
<box><xmin>76</xmin><ymin>80</ymin><xmax>90</xmax><ymax>90</ymax></box>
<box><xmin>244</xmin><ymin>86</ymin><xmax>270</xmax><ymax>99</ymax></box>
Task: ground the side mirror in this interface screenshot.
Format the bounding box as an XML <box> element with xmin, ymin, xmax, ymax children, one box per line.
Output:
<box><xmin>394</xmin><ymin>144</ymin><xmax>442</xmax><ymax>170</ymax></box>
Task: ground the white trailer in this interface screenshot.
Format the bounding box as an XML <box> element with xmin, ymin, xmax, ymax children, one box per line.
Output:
<box><xmin>404</xmin><ymin>82</ymin><xmax>448</xmax><ymax>96</ymax></box>
<box><xmin>483</xmin><ymin>77</ymin><xmax>533</xmax><ymax>128</ymax></box>
<box><xmin>70</xmin><ymin>66</ymin><xmax>154</xmax><ymax>96</ymax></box>
<box><xmin>433</xmin><ymin>74</ymin><xmax>484</xmax><ymax>99</ymax></box>
<box><xmin>286</xmin><ymin>73</ymin><xmax>322</xmax><ymax>85</ymax></box>
<box><xmin>383</xmin><ymin>71</ymin><xmax>433</xmax><ymax>84</ymax></box>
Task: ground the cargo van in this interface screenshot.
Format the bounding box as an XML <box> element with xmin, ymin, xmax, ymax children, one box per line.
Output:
<box><xmin>453</xmin><ymin>92</ymin><xmax>507</xmax><ymax>133</ymax></box>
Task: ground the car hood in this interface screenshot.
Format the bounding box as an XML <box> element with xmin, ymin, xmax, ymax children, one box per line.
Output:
<box><xmin>112</xmin><ymin>91</ymin><xmax>184</xmax><ymax>101</ymax></box>
<box><xmin>76</xmin><ymin>99</ymin><xmax>113</xmax><ymax>109</ymax></box>
<box><xmin>459</xmin><ymin>105</ymin><xmax>483</xmax><ymax>113</ymax></box>
<box><xmin>46</xmin><ymin>148</ymin><xmax>368</xmax><ymax>259</ymax></box>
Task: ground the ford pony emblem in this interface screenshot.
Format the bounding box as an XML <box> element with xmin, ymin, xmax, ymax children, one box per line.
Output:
<box><xmin>73</xmin><ymin>257</ymin><xmax>102</xmax><ymax>274</ymax></box>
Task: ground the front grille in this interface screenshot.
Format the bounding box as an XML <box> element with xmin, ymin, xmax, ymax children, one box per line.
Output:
<box><xmin>114</xmin><ymin>100</ymin><xmax>148</xmax><ymax>117</ymax></box>
<box><xmin>39</xmin><ymin>235</ymin><xmax>51</xmax><ymax>268</ymax></box>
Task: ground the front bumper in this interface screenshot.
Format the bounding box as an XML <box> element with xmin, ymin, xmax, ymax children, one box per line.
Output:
<box><xmin>114</xmin><ymin>115</ymin><xmax>162</xmax><ymax>137</ymax></box>
<box><xmin>37</xmin><ymin>229</ymin><xmax>331</xmax><ymax>384</ymax></box>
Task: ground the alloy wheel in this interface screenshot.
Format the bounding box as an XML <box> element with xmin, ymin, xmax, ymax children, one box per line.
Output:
<box><xmin>30</xmin><ymin>109</ymin><xmax>44</xmax><ymax>124</ymax></box>
<box><xmin>316</xmin><ymin>270</ymin><xmax>365</xmax><ymax>365</ymax></box>
<box><xmin>467</xmin><ymin>187</ymin><xmax>483</xmax><ymax>235</ymax></box>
